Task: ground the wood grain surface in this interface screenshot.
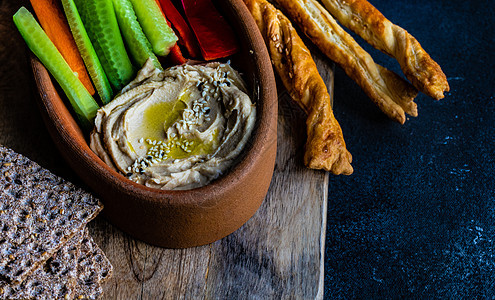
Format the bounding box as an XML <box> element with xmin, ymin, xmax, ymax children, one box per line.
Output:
<box><xmin>0</xmin><ymin>1</ymin><xmax>332</xmax><ymax>298</ymax></box>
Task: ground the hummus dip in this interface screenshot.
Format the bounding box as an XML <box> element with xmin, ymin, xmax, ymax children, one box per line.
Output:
<box><xmin>90</xmin><ymin>60</ymin><xmax>256</xmax><ymax>190</ymax></box>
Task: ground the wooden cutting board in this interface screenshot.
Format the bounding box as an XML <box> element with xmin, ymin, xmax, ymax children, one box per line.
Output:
<box><xmin>91</xmin><ymin>53</ymin><xmax>333</xmax><ymax>299</ymax></box>
<box><xmin>0</xmin><ymin>1</ymin><xmax>332</xmax><ymax>297</ymax></box>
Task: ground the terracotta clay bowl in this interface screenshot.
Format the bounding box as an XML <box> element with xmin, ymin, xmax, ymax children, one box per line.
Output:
<box><xmin>30</xmin><ymin>0</ymin><xmax>277</xmax><ymax>248</ymax></box>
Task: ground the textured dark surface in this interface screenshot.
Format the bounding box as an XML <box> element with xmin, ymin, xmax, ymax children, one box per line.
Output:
<box><xmin>325</xmin><ymin>0</ymin><xmax>495</xmax><ymax>298</ymax></box>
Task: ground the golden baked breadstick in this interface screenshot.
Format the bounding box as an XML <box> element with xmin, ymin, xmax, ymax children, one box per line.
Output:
<box><xmin>274</xmin><ymin>0</ymin><xmax>418</xmax><ymax>124</ymax></box>
<box><xmin>245</xmin><ymin>0</ymin><xmax>353</xmax><ymax>174</ymax></box>
<box><xmin>320</xmin><ymin>0</ymin><xmax>449</xmax><ymax>100</ymax></box>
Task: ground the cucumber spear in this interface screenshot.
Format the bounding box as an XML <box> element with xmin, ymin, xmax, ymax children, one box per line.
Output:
<box><xmin>129</xmin><ymin>0</ymin><xmax>178</xmax><ymax>56</ymax></box>
<box><xmin>61</xmin><ymin>0</ymin><xmax>113</xmax><ymax>104</ymax></box>
<box><xmin>75</xmin><ymin>0</ymin><xmax>135</xmax><ymax>92</ymax></box>
<box><xmin>13</xmin><ymin>7</ymin><xmax>99</xmax><ymax>129</ymax></box>
<box><xmin>112</xmin><ymin>0</ymin><xmax>162</xmax><ymax>69</ymax></box>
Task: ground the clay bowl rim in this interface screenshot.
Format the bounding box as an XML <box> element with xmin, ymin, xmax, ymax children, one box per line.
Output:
<box><xmin>30</xmin><ymin>0</ymin><xmax>277</xmax><ymax>208</ymax></box>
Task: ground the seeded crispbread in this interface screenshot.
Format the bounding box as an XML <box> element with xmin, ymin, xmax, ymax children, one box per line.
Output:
<box><xmin>74</xmin><ymin>228</ymin><xmax>113</xmax><ymax>300</ymax></box>
<box><xmin>0</xmin><ymin>145</ymin><xmax>103</xmax><ymax>285</ymax></box>
<box><xmin>0</xmin><ymin>230</ymin><xmax>84</xmax><ymax>299</ymax></box>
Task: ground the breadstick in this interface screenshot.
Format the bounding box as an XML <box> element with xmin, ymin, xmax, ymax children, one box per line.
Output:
<box><xmin>274</xmin><ymin>0</ymin><xmax>418</xmax><ymax>124</ymax></box>
<box><xmin>245</xmin><ymin>0</ymin><xmax>353</xmax><ymax>174</ymax></box>
<box><xmin>320</xmin><ymin>0</ymin><xmax>449</xmax><ymax>100</ymax></box>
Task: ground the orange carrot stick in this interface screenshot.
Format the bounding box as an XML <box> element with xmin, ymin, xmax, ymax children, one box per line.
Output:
<box><xmin>30</xmin><ymin>0</ymin><xmax>95</xmax><ymax>95</ymax></box>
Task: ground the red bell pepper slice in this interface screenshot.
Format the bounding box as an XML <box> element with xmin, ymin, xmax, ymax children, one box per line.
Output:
<box><xmin>157</xmin><ymin>0</ymin><xmax>201</xmax><ymax>58</ymax></box>
<box><xmin>168</xmin><ymin>43</ymin><xmax>187</xmax><ymax>65</ymax></box>
<box><xmin>181</xmin><ymin>0</ymin><xmax>239</xmax><ymax>60</ymax></box>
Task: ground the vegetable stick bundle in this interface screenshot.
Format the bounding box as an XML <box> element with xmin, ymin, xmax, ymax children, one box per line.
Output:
<box><xmin>29</xmin><ymin>0</ymin><xmax>96</xmax><ymax>96</ymax></box>
<box><xmin>14</xmin><ymin>0</ymin><xmax>240</xmax><ymax>128</ymax></box>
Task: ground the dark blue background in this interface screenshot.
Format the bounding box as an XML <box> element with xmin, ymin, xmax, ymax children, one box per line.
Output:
<box><xmin>324</xmin><ymin>0</ymin><xmax>495</xmax><ymax>298</ymax></box>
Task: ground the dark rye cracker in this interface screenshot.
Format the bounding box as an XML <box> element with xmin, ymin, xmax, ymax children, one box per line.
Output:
<box><xmin>0</xmin><ymin>145</ymin><xmax>103</xmax><ymax>285</ymax></box>
<box><xmin>0</xmin><ymin>230</ymin><xmax>84</xmax><ymax>299</ymax></box>
<box><xmin>74</xmin><ymin>228</ymin><xmax>113</xmax><ymax>300</ymax></box>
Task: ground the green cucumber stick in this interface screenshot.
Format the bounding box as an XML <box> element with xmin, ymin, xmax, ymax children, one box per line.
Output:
<box><xmin>75</xmin><ymin>0</ymin><xmax>135</xmax><ymax>92</ymax></box>
<box><xmin>129</xmin><ymin>0</ymin><xmax>178</xmax><ymax>56</ymax></box>
<box><xmin>61</xmin><ymin>0</ymin><xmax>113</xmax><ymax>104</ymax></box>
<box><xmin>13</xmin><ymin>7</ymin><xmax>99</xmax><ymax>129</ymax></box>
<box><xmin>112</xmin><ymin>0</ymin><xmax>162</xmax><ymax>70</ymax></box>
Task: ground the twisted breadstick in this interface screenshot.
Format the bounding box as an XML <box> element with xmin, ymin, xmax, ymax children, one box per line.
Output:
<box><xmin>320</xmin><ymin>0</ymin><xmax>449</xmax><ymax>100</ymax></box>
<box><xmin>275</xmin><ymin>0</ymin><xmax>418</xmax><ymax>124</ymax></box>
<box><xmin>245</xmin><ymin>0</ymin><xmax>353</xmax><ymax>174</ymax></box>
